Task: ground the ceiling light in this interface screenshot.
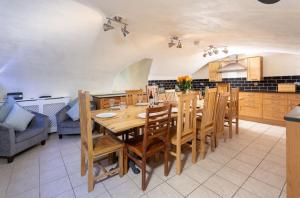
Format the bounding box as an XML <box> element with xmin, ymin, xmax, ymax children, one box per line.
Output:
<box><xmin>203</xmin><ymin>53</ymin><xmax>207</xmax><ymax>58</ymax></box>
<box><xmin>213</xmin><ymin>49</ymin><xmax>219</xmax><ymax>54</ymax></box>
<box><xmin>103</xmin><ymin>20</ymin><xmax>114</xmax><ymax>31</ymax></box>
<box><xmin>168</xmin><ymin>40</ymin><xmax>176</xmax><ymax>48</ymax></box>
<box><xmin>177</xmin><ymin>40</ymin><xmax>182</xmax><ymax>48</ymax></box>
<box><xmin>121</xmin><ymin>25</ymin><xmax>129</xmax><ymax>37</ymax></box>
<box><xmin>223</xmin><ymin>48</ymin><xmax>228</xmax><ymax>54</ymax></box>
<box><xmin>258</xmin><ymin>0</ymin><xmax>280</xmax><ymax>4</ymax></box>
<box><xmin>208</xmin><ymin>51</ymin><xmax>212</xmax><ymax>56</ymax></box>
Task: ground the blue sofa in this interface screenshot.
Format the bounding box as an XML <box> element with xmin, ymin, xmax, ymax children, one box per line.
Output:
<box><xmin>0</xmin><ymin>112</ymin><xmax>50</xmax><ymax>163</ymax></box>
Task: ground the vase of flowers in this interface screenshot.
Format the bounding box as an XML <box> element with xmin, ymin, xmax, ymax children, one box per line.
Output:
<box><xmin>177</xmin><ymin>75</ymin><xmax>192</xmax><ymax>93</ymax></box>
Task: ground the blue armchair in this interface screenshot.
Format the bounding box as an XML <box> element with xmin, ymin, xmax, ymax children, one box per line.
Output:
<box><xmin>0</xmin><ymin>112</ymin><xmax>50</xmax><ymax>163</ymax></box>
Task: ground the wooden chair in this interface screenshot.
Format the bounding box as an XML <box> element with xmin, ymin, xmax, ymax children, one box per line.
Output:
<box><xmin>196</xmin><ymin>88</ymin><xmax>218</xmax><ymax>159</ymax></box>
<box><xmin>214</xmin><ymin>92</ymin><xmax>230</xmax><ymax>147</ymax></box>
<box><xmin>125</xmin><ymin>104</ymin><xmax>172</xmax><ymax>191</ymax></box>
<box><xmin>225</xmin><ymin>88</ymin><xmax>240</xmax><ymax>138</ymax></box>
<box><xmin>79</xmin><ymin>90</ymin><xmax>124</xmax><ymax>192</ymax></box>
<box><xmin>125</xmin><ymin>89</ymin><xmax>144</xmax><ymax>105</ymax></box>
<box><xmin>170</xmin><ymin>92</ymin><xmax>197</xmax><ymax>174</ymax></box>
<box><xmin>165</xmin><ymin>89</ymin><xmax>177</xmax><ymax>102</ymax></box>
<box><xmin>217</xmin><ymin>83</ymin><xmax>230</xmax><ymax>93</ymax></box>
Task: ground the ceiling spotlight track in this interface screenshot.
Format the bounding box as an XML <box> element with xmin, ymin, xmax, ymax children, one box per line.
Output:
<box><xmin>103</xmin><ymin>16</ymin><xmax>129</xmax><ymax>37</ymax></box>
<box><xmin>203</xmin><ymin>45</ymin><xmax>228</xmax><ymax>58</ymax></box>
<box><xmin>168</xmin><ymin>36</ymin><xmax>183</xmax><ymax>48</ymax></box>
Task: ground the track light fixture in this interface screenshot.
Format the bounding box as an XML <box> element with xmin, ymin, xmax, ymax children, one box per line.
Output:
<box><xmin>203</xmin><ymin>45</ymin><xmax>228</xmax><ymax>57</ymax></box>
<box><xmin>168</xmin><ymin>36</ymin><xmax>182</xmax><ymax>49</ymax></box>
<box><xmin>103</xmin><ymin>16</ymin><xmax>129</xmax><ymax>37</ymax></box>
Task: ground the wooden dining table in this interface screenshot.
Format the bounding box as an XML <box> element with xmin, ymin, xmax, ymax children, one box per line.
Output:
<box><xmin>91</xmin><ymin>105</ymin><xmax>179</xmax><ymax>135</ymax></box>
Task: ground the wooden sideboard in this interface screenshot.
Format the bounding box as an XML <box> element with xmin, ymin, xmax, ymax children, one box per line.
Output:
<box><xmin>239</xmin><ymin>92</ymin><xmax>300</xmax><ymax>126</ymax></box>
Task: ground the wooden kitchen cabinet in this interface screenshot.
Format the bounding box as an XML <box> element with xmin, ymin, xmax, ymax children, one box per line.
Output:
<box><xmin>263</xmin><ymin>93</ymin><xmax>288</xmax><ymax>122</ymax></box>
<box><xmin>208</xmin><ymin>61</ymin><xmax>222</xmax><ymax>82</ymax></box>
<box><xmin>247</xmin><ymin>56</ymin><xmax>263</xmax><ymax>81</ymax></box>
<box><xmin>239</xmin><ymin>92</ymin><xmax>263</xmax><ymax>119</ymax></box>
<box><xmin>239</xmin><ymin>92</ymin><xmax>300</xmax><ymax>126</ymax></box>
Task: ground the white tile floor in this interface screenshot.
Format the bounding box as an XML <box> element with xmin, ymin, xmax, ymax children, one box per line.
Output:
<box><xmin>0</xmin><ymin>120</ymin><xmax>286</xmax><ymax>198</ymax></box>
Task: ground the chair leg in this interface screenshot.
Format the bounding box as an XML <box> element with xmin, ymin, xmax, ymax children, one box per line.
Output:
<box><xmin>211</xmin><ymin>135</ymin><xmax>216</xmax><ymax>152</ymax></box>
<box><xmin>119</xmin><ymin>148</ymin><xmax>124</xmax><ymax>177</ymax></box>
<box><xmin>124</xmin><ymin>147</ymin><xmax>128</xmax><ymax>174</ymax></box>
<box><xmin>59</xmin><ymin>134</ymin><xmax>62</xmax><ymax>139</ymax></box>
<box><xmin>229</xmin><ymin>119</ymin><xmax>233</xmax><ymax>138</ymax></box>
<box><xmin>141</xmin><ymin>159</ymin><xmax>147</xmax><ymax>191</ymax></box>
<box><xmin>7</xmin><ymin>156</ymin><xmax>14</xmax><ymax>163</ymax></box>
<box><xmin>164</xmin><ymin>146</ymin><xmax>169</xmax><ymax>176</ymax></box>
<box><xmin>236</xmin><ymin>117</ymin><xmax>239</xmax><ymax>134</ymax></box>
<box><xmin>192</xmin><ymin>136</ymin><xmax>197</xmax><ymax>164</ymax></box>
<box><xmin>200</xmin><ymin>139</ymin><xmax>205</xmax><ymax>160</ymax></box>
<box><xmin>87</xmin><ymin>157</ymin><xmax>94</xmax><ymax>192</ymax></box>
<box><xmin>81</xmin><ymin>149</ymin><xmax>86</xmax><ymax>176</ymax></box>
<box><xmin>41</xmin><ymin>140</ymin><xmax>46</xmax><ymax>145</ymax></box>
<box><xmin>175</xmin><ymin>146</ymin><xmax>182</xmax><ymax>175</ymax></box>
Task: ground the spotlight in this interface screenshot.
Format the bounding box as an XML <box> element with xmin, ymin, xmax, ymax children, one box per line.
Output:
<box><xmin>121</xmin><ymin>25</ymin><xmax>129</xmax><ymax>37</ymax></box>
<box><xmin>177</xmin><ymin>40</ymin><xmax>182</xmax><ymax>48</ymax></box>
<box><xmin>168</xmin><ymin>40</ymin><xmax>176</xmax><ymax>48</ymax></box>
<box><xmin>222</xmin><ymin>48</ymin><xmax>228</xmax><ymax>54</ymax></box>
<box><xmin>208</xmin><ymin>51</ymin><xmax>212</xmax><ymax>56</ymax></box>
<box><xmin>213</xmin><ymin>49</ymin><xmax>219</xmax><ymax>54</ymax></box>
<box><xmin>258</xmin><ymin>0</ymin><xmax>280</xmax><ymax>4</ymax></box>
<box><xmin>203</xmin><ymin>53</ymin><xmax>207</xmax><ymax>58</ymax></box>
<box><xmin>103</xmin><ymin>20</ymin><xmax>114</xmax><ymax>31</ymax></box>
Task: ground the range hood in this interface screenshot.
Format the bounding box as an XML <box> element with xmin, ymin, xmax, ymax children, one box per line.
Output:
<box><xmin>218</xmin><ymin>55</ymin><xmax>247</xmax><ymax>73</ymax></box>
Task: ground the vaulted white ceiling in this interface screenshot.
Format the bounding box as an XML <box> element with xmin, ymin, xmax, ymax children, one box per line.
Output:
<box><xmin>0</xmin><ymin>0</ymin><xmax>300</xmax><ymax>97</ymax></box>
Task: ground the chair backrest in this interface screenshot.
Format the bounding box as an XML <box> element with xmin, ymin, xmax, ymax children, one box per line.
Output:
<box><xmin>125</xmin><ymin>89</ymin><xmax>144</xmax><ymax>105</ymax></box>
<box><xmin>229</xmin><ymin>88</ymin><xmax>239</xmax><ymax>117</ymax></box>
<box><xmin>214</xmin><ymin>92</ymin><xmax>230</xmax><ymax>134</ymax></box>
<box><xmin>146</xmin><ymin>85</ymin><xmax>159</xmax><ymax>101</ymax></box>
<box><xmin>176</xmin><ymin>92</ymin><xmax>197</xmax><ymax>142</ymax></box>
<box><xmin>165</xmin><ymin>89</ymin><xmax>177</xmax><ymax>102</ymax></box>
<box><xmin>200</xmin><ymin>88</ymin><xmax>218</xmax><ymax>131</ymax></box>
<box><xmin>217</xmin><ymin>83</ymin><xmax>230</xmax><ymax>93</ymax></box>
<box><xmin>143</xmin><ymin>104</ymin><xmax>172</xmax><ymax>153</ymax></box>
<box><xmin>78</xmin><ymin>90</ymin><xmax>93</xmax><ymax>154</ymax></box>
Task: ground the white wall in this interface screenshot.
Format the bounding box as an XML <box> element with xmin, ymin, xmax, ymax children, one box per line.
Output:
<box><xmin>193</xmin><ymin>53</ymin><xmax>300</xmax><ymax>79</ymax></box>
<box><xmin>112</xmin><ymin>58</ymin><xmax>152</xmax><ymax>92</ymax></box>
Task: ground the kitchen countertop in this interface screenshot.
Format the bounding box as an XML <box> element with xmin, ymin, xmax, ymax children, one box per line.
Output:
<box><xmin>285</xmin><ymin>106</ymin><xmax>300</xmax><ymax>122</ymax></box>
<box><xmin>241</xmin><ymin>90</ymin><xmax>300</xmax><ymax>94</ymax></box>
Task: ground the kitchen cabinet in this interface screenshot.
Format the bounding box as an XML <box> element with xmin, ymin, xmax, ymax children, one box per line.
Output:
<box><xmin>239</xmin><ymin>92</ymin><xmax>263</xmax><ymax>118</ymax></box>
<box><xmin>239</xmin><ymin>92</ymin><xmax>300</xmax><ymax>126</ymax></box>
<box><xmin>208</xmin><ymin>61</ymin><xmax>222</xmax><ymax>82</ymax></box>
<box><xmin>247</xmin><ymin>56</ymin><xmax>263</xmax><ymax>81</ymax></box>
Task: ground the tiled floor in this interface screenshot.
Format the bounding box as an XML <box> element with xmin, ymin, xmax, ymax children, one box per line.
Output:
<box><xmin>0</xmin><ymin>120</ymin><xmax>286</xmax><ymax>198</ymax></box>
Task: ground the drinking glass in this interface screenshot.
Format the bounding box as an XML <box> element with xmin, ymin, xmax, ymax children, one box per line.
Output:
<box><xmin>109</xmin><ymin>98</ymin><xmax>115</xmax><ymax>108</ymax></box>
<box><xmin>138</xmin><ymin>95</ymin><xmax>143</xmax><ymax>104</ymax></box>
<box><xmin>120</xmin><ymin>101</ymin><xmax>127</xmax><ymax>118</ymax></box>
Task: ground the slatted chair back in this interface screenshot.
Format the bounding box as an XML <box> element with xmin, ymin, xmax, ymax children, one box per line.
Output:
<box><xmin>217</xmin><ymin>83</ymin><xmax>230</xmax><ymax>93</ymax></box>
<box><xmin>78</xmin><ymin>91</ymin><xmax>93</xmax><ymax>155</ymax></box>
<box><xmin>229</xmin><ymin>88</ymin><xmax>239</xmax><ymax>117</ymax></box>
<box><xmin>165</xmin><ymin>89</ymin><xmax>177</xmax><ymax>102</ymax></box>
<box><xmin>214</xmin><ymin>92</ymin><xmax>230</xmax><ymax>143</ymax></box>
<box><xmin>200</xmin><ymin>88</ymin><xmax>218</xmax><ymax>132</ymax></box>
<box><xmin>125</xmin><ymin>89</ymin><xmax>144</xmax><ymax>105</ymax></box>
<box><xmin>176</xmin><ymin>92</ymin><xmax>197</xmax><ymax>141</ymax></box>
<box><xmin>143</xmin><ymin>104</ymin><xmax>172</xmax><ymax>153</ymax></box>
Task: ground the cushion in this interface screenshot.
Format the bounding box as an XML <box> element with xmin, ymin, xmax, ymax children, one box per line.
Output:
<box><xmin>4</xmin><ymin>104</ymin><xmax>35</xmax><ymax>131</ymax></box>
<box><xmin>68</xmin><ymin>98</ymin><xmax>78</xmax><ymax>107</ymax></box>
<box><xmin>66</xmin><ymin>101</ymin><xmax>79</xmax><ymax>121</ymax></box>
<box><xmin>15</xmin><ymin>127</ymin><xmax>43</xmax><ymax>143</ymax></box>
<box><xmin>0</xmin><ymin>97</ymin><xmax>15</xmax><ymax>122</ymax></box>
<box><xmin>60</xmin><ymin>119</ymin><xmax>80</xmax><ymax>128</ymax></box>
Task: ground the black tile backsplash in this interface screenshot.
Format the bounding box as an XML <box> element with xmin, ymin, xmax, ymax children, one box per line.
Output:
<box><xmin>148</xmin><ymin>75</ymin><xmax>300</xmax><ymax>92</ymax></box>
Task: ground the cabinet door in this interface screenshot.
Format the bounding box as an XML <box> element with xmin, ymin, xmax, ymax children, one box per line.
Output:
<box><xmin>208</xmin><ymin>62</ymin><xmax>222</xmax><ymax>82</ymax></box>
<box><xmin>247</xmin><ymin>57</ymin><xmax>263</xmax><ymax>81</ymax></box>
